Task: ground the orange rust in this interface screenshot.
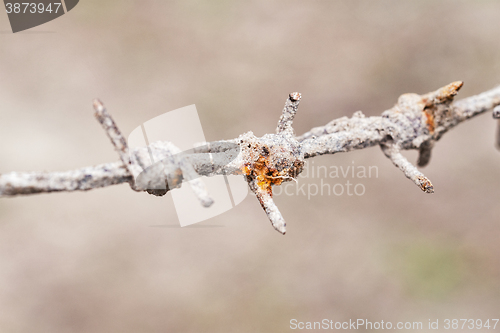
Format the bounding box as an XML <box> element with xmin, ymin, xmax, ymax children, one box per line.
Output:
<box><xmin>417</xmin><ymin>176</ymin><xmax>434</xmax><ymax>193</ymax></box>
<box><xmin>242</xmin><ymin>155</ymin><xmax>283</xmax><ymax>195</ymax></box>
<box><xmin>440</xmin><ymin>81</ymin><xmax>464</xmax><ymax>100</ymax></box>
<box><xmin>428</xmin><ymin>81</ymin><xmax>464</xmax><ymax>104</ymax></box>
<box><xmin>423</xmin><ymin>107</ymin><xmax>435</xmax><ymax>133</ymax></box>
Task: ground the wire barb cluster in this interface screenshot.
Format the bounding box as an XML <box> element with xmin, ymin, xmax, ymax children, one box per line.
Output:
<box><xmin>1</xmin><ymin>82</ymin><xmax>500</xmax><ymax>234</ymax></box>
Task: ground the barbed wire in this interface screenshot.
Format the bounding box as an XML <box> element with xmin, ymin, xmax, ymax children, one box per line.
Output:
<box><xmin>1</xmin><ymin>82</ymin><xmax>499</xmax><ymax>234</ymax></box>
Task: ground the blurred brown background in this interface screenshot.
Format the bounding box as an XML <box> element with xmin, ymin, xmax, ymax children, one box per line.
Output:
<box><xmin>1</xmin><ymin>1</ymin><xmax>500</xmax><ymax>332</ymax></box>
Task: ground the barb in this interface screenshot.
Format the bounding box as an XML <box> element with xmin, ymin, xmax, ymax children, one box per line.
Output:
<box><xmin>248</xmin><ymin>180</ymin><xmax>287</xmax><ymax>234</ymax></box>
<box><xmin>380</xmin><ymin>143</ymin><xmax>434</xmax><ymax>193</ymax></box>
<box><xmin>2</xmin><ymin>82</ymin><xmax>500</xmax><ymax>233</ymax></box>
<box><xmin>276</xmin><ymin>92</ymin><xmax>301</xmax><ymax>135</ymax></box>
<box><xmin>93</xmin><ymin>99</ymin><xmax>132</xmax><ymax>173</ymax></box>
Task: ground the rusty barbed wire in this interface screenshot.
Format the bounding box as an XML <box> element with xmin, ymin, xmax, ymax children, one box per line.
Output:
<box><xmin>1</xmin><ymin>82</ymin><xmax>500</xmax><ymax>234</ymax></box>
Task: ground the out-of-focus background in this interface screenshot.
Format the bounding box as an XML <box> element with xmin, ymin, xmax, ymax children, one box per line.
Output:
<box><xmin>1</xmin><ymin>1</ymin><xmax>500</xmax><ymax>332</ymax></box>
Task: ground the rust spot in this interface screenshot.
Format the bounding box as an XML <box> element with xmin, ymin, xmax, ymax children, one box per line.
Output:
<box><xmin>429</xmin><ymin>81</ymin><xmax>464</xmax><ymax>105</ymax></box>
<box><xmin>441</xmin><ymin>81</ymin><xmax>464</xmax><ymax>100</ymax></box>
<box><xmin>289</xmin><ymin>92</ymin><xmax>301</xmax><ymax>102</ymax></box>
<box><xmin>417</xmin><ymin>176</ymin><xmax>434</xmax><ymax>193</ymax></box>
<box><xmin>242</xmin><ymin>155</ymin><xmax>283</xmax><ymax>195</ymax></box>
<box><xmin>423</xmin><ymin>106</ymin><xmax>435</xmax><ymax>133</ymax></box>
